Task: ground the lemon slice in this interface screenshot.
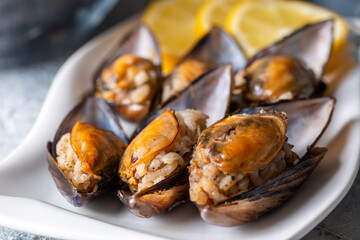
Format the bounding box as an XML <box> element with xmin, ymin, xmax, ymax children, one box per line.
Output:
<box><xmin>195</xmin><ymin>0</ymin><xmax>287</xmax><ymax>40</ymax></box>
<box><xmin>195</xmin><ymin>0</ymin><xmax>242</xmax><ymax>39</ymax></box>
<box><xmin>225</xmin><ymin>1</ymin><xmax>348</xmax><ymax>58</ymax></box>
<box><xmin>143</xmin><ymin>0</ymin><xmax>204</xmax><ymax>75</ymax></box>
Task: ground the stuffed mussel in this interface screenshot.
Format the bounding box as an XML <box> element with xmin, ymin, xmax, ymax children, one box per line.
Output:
<box><xmin>189</xmin><ymin>97</ymin><xmax>334</xmax><ymax>226</ymax></box>
<box><xmin>95</xmin><ymin>24</ymin><xmax>162</xmax><ymax>122</ymax></box>
<box><xmin>118</xmin><ymin>109</ymin><xmax>207</xmax><ymax>217</ymax></box>
<box><xmin>118</xmin><ymin>64</ymin><xmax>233</xmax><ymax>217</ymax></box>
<box><xmin>47</xmin><ymin>95</ymin><xmax>128</xmax><ymax>206</ymax></box>
<box><xmin>161</xmin><ymin>27</ymin><xmax>246</xmax><ymax>104</ymax></box>
<box><xmin>232</xmin><ymin>20</ymin><xmax>334</xmax><ymax>109</ymax></box>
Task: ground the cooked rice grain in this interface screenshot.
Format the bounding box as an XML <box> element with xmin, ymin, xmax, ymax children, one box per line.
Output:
<box><xmin>135</xmin><ymin>109</ymin><xmax>207</xmax><ymax>191</ymax></box>
<box><xmin>56</xmin><ymin>133</ymin><xmax>97</xmax><ymax>192</ymax></box>
<box><xmin>190</xmin><ymin>142</ymin><xmax>297</xmax><ymax>206</ymax></box>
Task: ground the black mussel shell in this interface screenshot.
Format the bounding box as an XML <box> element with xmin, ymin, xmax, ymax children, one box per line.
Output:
<box><xmin>47</xmin><ymin>95</ymin><xmax>128</xmax><ymax>206</ymax></box>
<box><xmin>118</xmin><ymin>166</ymin><xmax>189</xmax><ymax>218</ymax></box>
<box><xmin>195</xmin><ymin>97</ymin><xmax>335</xmax><ymax>225</ymax></box>
<box><xmin>94</xmin><ymin>24</ymin><xmax>162</xmax><ymax>122</ymax></box>
<box><xmin>159</xmin><ymin>27</ymin><xmax>246</xmax><ymax>105</ymax></box>
<box><xmin>238</xmin><ymin>97</ymin><xmax>335</xmax><ymax>158</ymax></box>
<box><xmin>94</xmin><ymin>24</ymin><xmax>161</xmax><ymax>80</ymax></box>
<box><xmin>132</xmin><ymin>64</ymin><xmax>233</xmax><ymax>139</ymax></box>
<box><xmin>231</xmin><ymin>21</ymin><xmax>334</xmax><ymax>111</ymax></box>
<box><xmin>200</xmin><ymin>147</ymin><xmax>327</xmax><ymax>226</ymax></box>
<box><xmin>247</xmin><ymin>20</ymin><xmax>334</xmax><ymax>81</ymax></box>
<box><xmin>182</xmin><ymin>27</ymin><xmax>247</xmax><ymax>73</ymax></box>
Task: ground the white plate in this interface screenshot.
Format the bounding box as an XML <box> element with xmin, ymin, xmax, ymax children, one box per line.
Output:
<box><xmin>0</xmin><ymin>18</ymin><xmax>360</xmax><ymax>240</ymax></box>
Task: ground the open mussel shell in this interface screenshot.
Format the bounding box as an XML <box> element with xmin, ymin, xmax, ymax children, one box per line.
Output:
<box><xmin>160</xmin><ymin>27</ymin><xmax>245</xmax><ymax>104</ymax></box>
<box><xmin>94</xmin><ymin>24</ymin><xmax>161</xmax><ymax>76</ymax></box>
<box><xmin>118</xmin><ymin>109</ymin><xmax>207</xmax><ymax>217</ymax></box>
<box><xmin>230</xmin><ymin>20</ymin><xmax>334</xmax><ymax>111</ymax></box>
<box><xmin>94</xmin><ymin>24</ymin><xmax>162</xmax><ymax>122</ymax></box>
<box><xmin>47</xmin><ymin>95</ymin><xmax>128</xmax><ymax>206</ymax></box>
<box><xmin>247</xmin><ymin>20</ymin><xmax>334</xmax><ymax>81</ymax></box>
<box><xmin>200</xmin><ymin>147</ymin><xmax>327</xmax><ymax>226</ymax></box>
<box><xmin>163</xmin><ymin>64</ymin><xmax>232</xmax><ymax>125</ymax></box>
<box><xmin>196</xmin><ymin>97</ymin><xmax>335</xmax><ymax>226</ymax></box>
<box><xmin>238</xmin><ymin>97</ymin><xmax>335</xmax><ymax>158</ymax></box>
<box><xmin>133</xmin><ymin>64</ymin><xmax>233</xmax><ymax>139</ymax></box>
<box><xmin>183</xmin><ymin>27</ymin><xmax>247</xmax><ymax>72</ymax></box>
<box><xmin>118</xmin><ymin>166</ymin><xmax>189</xmax><ymax>218</ymax></box>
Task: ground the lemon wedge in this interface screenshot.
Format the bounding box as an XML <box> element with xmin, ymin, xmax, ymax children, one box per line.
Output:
<box><xmin>225</xmin><ymin>1</ymin><xmax>348</xmax><ymax>58</ymax></box>
<box><xmin>195</xmin><ymin>0</ymin><xmax>242</xmax><ymax>39</ymax></box>
<box><xmin>143</xmin><ymin>0</ymin><xmax>204</xmax><ymax>75</ymax></box>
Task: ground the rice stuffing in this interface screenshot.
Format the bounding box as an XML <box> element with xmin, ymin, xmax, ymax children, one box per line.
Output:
<box><xmin>122</xmin><ymin>109</ymin><xmax>208</xmax><ymax>192</ymax></box>
<box><xmin>56</xmin><ymin>133</ymin><xmax>98</xmax><ymax>192</ymax></box>
<box><xmin>189</xmin><ymin>140</ymin><xmax>298</xmax><ymax>206</ymax></box>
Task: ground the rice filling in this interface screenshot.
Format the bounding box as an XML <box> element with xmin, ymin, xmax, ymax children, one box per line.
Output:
<box><xmin>56</xmin><ymin>133</ymin><xmax>98</xmax><ymax>192</ymax></box>
<box><xmin>131</xmin><ymin>109</ymin><xmax>207</xmax><ymax>191</ymax></box>
<box><xmin>189</xmin><ymin>141</ymin><xmax>298</xmax><ymax>206</ymax></box>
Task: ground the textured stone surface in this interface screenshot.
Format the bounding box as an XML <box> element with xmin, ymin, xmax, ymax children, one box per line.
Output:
<box><xmin>0</xmin><ymin>57</ymin><xmax>66</xmax><ymax>160</ymax></box>
<box><xmin>0</xmin><ymin>58</ymin><xmax>65</xmax><ymax>239</ymax></box>
<box><xmin>0</xmin><ymin>225</ymin><xmax>59</xmax><ymax>240</ymax></box>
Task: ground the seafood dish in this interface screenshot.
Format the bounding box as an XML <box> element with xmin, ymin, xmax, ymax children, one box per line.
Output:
<box><xmin>46</xmin><ymin>16</ymin><xmax>339</xmax><ymax>227</ymax></box>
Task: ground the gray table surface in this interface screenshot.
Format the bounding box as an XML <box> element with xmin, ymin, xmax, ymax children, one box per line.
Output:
<box><xmin>1</xmin><ymin>2</ymin><xmax>360</xmax><ymax>240</ymax></box>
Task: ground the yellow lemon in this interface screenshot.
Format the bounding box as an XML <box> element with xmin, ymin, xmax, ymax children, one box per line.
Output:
<box><xmin>195</xmin><ymin>0</ymin><xmax>243</xmax><ymax>39</ymax></box>
<box><xmin>195</xmin><ymin>0</ymin><xmax>286</xmax><ymax>39</ymax></box>
<box><xmin>143</xmin><ymin>0</ymin><xmax>205</xmax><ymax>75</ymax></box>
<box><xmin>225</xmin><ymin>1</ymin><xmax>348</xmax><ymax>58</ymax></box>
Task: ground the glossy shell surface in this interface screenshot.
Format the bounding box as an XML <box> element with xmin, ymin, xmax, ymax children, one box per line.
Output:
<box><xmin>191</xmin><ymin>97</ymin><xmax>335</xmax><ymax>226</ymax></box>
<box><xmin>94</xmin><ymin>24</ymin><xmax>162</xmax><ymax>122</ymax></box>
<box><xmin>161</xmin><ymin>27</ymin><xmax>246</xmax><ymax>104</ymax></box>
<box><xmin>47</xmin><ymin>95</ymin><xmax>128</xmax><ymax>206</ymax></box>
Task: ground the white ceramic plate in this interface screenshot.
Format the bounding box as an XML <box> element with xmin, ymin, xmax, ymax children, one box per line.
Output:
<box><xmin>0</xmin><ymin>18</ymin><xmax>360</xmax><ymax>240</ymax></box>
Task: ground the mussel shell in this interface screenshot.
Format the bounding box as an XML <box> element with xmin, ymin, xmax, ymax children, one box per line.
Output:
<box><xmin>247</xmin><ymin>20</ymin><xmax>334</xmax><ymax>81</ymax></box>
<box><xmin>94</xmin><ymin>24</ymin><xmax>162</xmax><ymax>122</ymax></box>
<box><xmin>199</xmin><ymin>147</ymin><xmax>327</xmax><ymax>226</ymax></box>
<box><xmin>195</xmin><ymin>97</ymin><xmax>335</xmax><ymax>225</ymax></box>
<box><xmin>162</xmin><ymin>64</ymin><xmax>232</xmax><ymax>125</ymax></box>
<box><xmin>47</xmin><ymin>142</ymin><xmax>103</xmax><ymax>206</ymax></box>
<box><xmin>47</xmin><ymin>95</ymin><xmax>128</xmax><ymax>206</ymax></box>
<box><xmin>118</xmin><ymin>108</ymin><xmax>205</xmax><ymax>217</ymax></box>
<box><xmin>118</xmin><ymin>167</ymin><xmax>189</xmax><ymax>218</ymax></box>
<box><xmin>181</xmin><ymin>27</ymin><xmax>247</xmax><ymax>73</ymax></box>
<box><xmin>132</xmin><ymin>64</ymin><xmax>233</xmax><ymax>139</ymax></box>
<box><xmin>159</xmin><ymin>27</ymin><xmax>246</xmax><ymax>105</ymax></box>
<box><xmin>118</xmin><ymin>66</ymin><xmax>228</xmax><ymax>216</ymax></box>
<box><xmin>230</xmin><ymin>20</ymin><xmax>334</xmax><ymax>112</ymax></box>
<box><xmin>237</xmin><ymin>97</ymin><xmax>335</xmax><ymax>158</ymax></box>
<box><xmin>94</xmin><ymin>24</ymin><xmax>161</xmax><ymax>79</ymax></box>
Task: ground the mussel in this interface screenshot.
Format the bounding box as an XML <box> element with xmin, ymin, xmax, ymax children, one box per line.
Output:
<box><xmin>161</xmin><ymin>27</ymin><xmax>246</xmax><ymax>104</ymax></box>
<box><xmin>94</xmin><ymin>24</ymin><xmax>162</xmax><ymax>122</ymax></box>
<box><xmin>133</xmin><ymin>64</ymin><xmax>233</xmax><ymax>138</ymax></box>
<box><xmin>47</xmin><ymin>95</ymin><xmax>128</xmax><ymax>206</ymax></box>
<box><xmin>118</xmin><ymin>109</ymin><xmax>208</xmax><ymax>217</ymax></box>
<box><xmin>232</xmin><ymin>20</ymin><xmax>334</xmax><ymax>109</ymax></box>
<box><xmin>189</xmin><ymin>97</ymin><xmax>334</xmax><ymax>226</ymax></box>
<box><xmin>118</xmin><ymin>64</ymin><xmax>233</xmax><ymax>217</ymax></box>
